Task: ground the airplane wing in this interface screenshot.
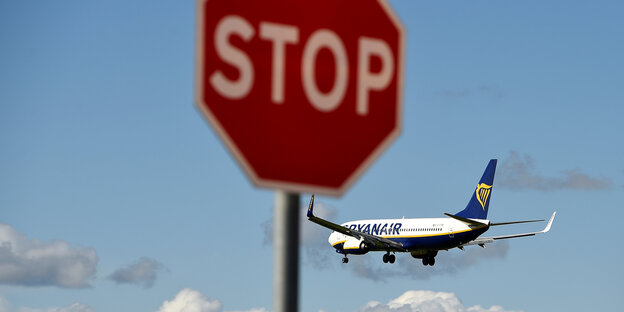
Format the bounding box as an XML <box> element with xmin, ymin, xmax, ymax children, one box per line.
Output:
<box><xmin>306</xmin><ymin>195</ymin><xmax>406</xmax><ymax>251</ymax></box>
<box><xmin>461</xmin><ymin>211</ymin><xmax>557</xmax><ymax>247</ymax></box>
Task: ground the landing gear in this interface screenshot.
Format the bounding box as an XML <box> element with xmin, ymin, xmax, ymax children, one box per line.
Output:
<box><xmin>342</xmin><ymin>256</ymin><xmax>349</xmax><ymax>263</ymax></box>
<box><xmin>382</xmin><ymin>253</ymin><xmax>395</xmax><ymax>264</ymax></box>
<box><xmin>422</xmin><ymin>256</ymin><xmax>435</xmax><ymax>266</ymax></box>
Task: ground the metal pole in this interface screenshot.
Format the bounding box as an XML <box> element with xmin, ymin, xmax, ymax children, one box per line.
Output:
<box><xmin>273</xmin><ymin>190</ymin><xmax>300</xmax><ymax>312</ymax></box>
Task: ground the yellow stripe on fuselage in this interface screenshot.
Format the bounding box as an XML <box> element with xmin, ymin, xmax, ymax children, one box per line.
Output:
<box><xmin>332</xmin><ymin>240</ymin><xmax>347</xmax><ymax>247</ymax></box>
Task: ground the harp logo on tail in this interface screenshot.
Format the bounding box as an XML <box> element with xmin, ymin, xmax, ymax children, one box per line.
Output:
<box><xmin>475</xmin><ymin>183</ymin><xmax>492</xmax><ymax>210</ymax></box>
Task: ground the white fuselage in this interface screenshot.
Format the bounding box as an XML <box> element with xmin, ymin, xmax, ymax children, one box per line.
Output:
<box><xmin>328</xmin><ymin>217</ymin><xmax>489</xmax><ymax>253</ymax></box>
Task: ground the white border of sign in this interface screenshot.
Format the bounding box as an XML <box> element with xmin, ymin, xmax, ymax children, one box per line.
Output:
<box><xmin>195</xmin><ymin>0</ymin><xmax>405</xmax><ymax>197</ymax></box>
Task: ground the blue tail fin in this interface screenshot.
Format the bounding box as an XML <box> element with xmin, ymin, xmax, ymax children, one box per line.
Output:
<box><xmin>455</xmin><ymin>159</ymin><xmax>497</xmax><ymax>220</ymax></box>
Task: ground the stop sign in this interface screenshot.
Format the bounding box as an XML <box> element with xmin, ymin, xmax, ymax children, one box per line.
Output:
<box><xmin>196</xmin><ymin>0</ymin><xmax>404</xmax><ymax>196</ymax></box>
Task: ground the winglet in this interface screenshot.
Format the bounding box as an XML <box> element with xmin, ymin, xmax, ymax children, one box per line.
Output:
<box><xmin>541</xmin><ymin>211</ymin><xmax>557</xmax><ymax>233</ymax></box>
<box><xmin>307</xmin><ymin>195</ymin><xmax>315</xmax><ymax>218</ymax></box>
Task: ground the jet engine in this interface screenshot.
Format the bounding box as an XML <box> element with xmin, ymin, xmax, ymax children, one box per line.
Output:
<box><xmin>342</xmin><ymin>238</ymin><xmax>369</xmax><ymax>255</ymax></box>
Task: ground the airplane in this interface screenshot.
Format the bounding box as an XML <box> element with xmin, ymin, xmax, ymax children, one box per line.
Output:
<box><xmin>307</xmin><ymin>159</ymin><xmax>556</xmax><ymax>265</ymax></box>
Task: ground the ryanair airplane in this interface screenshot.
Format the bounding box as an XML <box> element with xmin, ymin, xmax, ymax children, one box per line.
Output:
<box><xmin>307</xmin><ymin>159</ymin><xmax>556</xmax><ymax>265</ymax></box>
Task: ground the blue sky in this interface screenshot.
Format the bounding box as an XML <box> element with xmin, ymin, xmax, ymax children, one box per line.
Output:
<box><xmin>1</xmin><ymin>0</ymin><xmax>623</xmax><ymax>311</ymax></box>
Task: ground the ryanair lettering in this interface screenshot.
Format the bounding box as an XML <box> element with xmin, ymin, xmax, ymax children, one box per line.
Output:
<box><xmin>346</xmin><ymin>222</ymin><xmax>402</xmax><ymax>235</ymax></box>
<box><xmin>475</xmin><ymin>183</ymin><xmax>492</xmax><ymax>210</ymax></box>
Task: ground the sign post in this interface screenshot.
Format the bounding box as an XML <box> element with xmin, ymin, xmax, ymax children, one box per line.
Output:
<box><xmin>196</xmin><ymin>0</ymin><xmax>404</xmax><ymax>310</ymax></box>
<box><xmin>273</xmin><ymin>191</ymin><xmax>300</xmax><ymax>312</ymax></box>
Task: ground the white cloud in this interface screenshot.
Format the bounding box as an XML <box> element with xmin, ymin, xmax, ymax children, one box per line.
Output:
<box><xmin>0</xmin><ymin>224</ymin><xmax>97</xmax><ymax>288</ymax></box>
<box><xmin>156</xmin><ymin>289</ymin><xmax>520</xmax><ymax>312</ymax></box>
<box><xmin>44</xmin><ymin>303</ymin><xmax>94</xmax><ymax>312</ymax></box>
<box><xmin>497</xmin><ymin>151</ymin><xmax>613</xmax><ymax>191</ymax></box>
<box><xmin>109</xmin><ymin>257</ymin><xmax>163</xmax><ymax>288</ymax></box>
<box><xmin>0</xmin><ymin>298</ymin><xmax>93</xmax><ymax>312</ymax></box>
<box><xmin>157</xmin><ymin>288</ymin><xmax>222</xmax><ymax>312</ymax></box>
<box><xmin>359</xmin><ymin>290</ymin><xmax>522</xmax><ymax>312</ymax></box>
<box><xmin>156</xmin><ymin>289</ymin><xmax>268</xmax><ymax>312</ymax></box>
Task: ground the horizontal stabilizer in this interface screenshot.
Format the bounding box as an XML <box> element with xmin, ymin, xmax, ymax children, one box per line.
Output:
<box><xmin>490</xmin><ymin>219</ymin><xmax>544</xmax><ymax>226</ymax></box>
<box><xmin>444</xmin><ymin>213</ymin><xmax>488</xmax><ymax>227</ymax></box>
<box><xmin>460</xmin><ymin>211</ymin><xmax>557</xmax><ymax>248</ymax></box>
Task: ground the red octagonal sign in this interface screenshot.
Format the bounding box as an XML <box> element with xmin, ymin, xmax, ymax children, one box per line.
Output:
<box><xmin>196</xmin><ymin>0</ymin><xmax>404</xmax><ymax>196</ymax></box>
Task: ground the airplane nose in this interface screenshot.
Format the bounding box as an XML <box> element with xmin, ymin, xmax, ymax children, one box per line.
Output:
<box><xmin>328</xmin><ymin>232</ymin><xmax>337</xmax><ymax>245</ymax></box>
